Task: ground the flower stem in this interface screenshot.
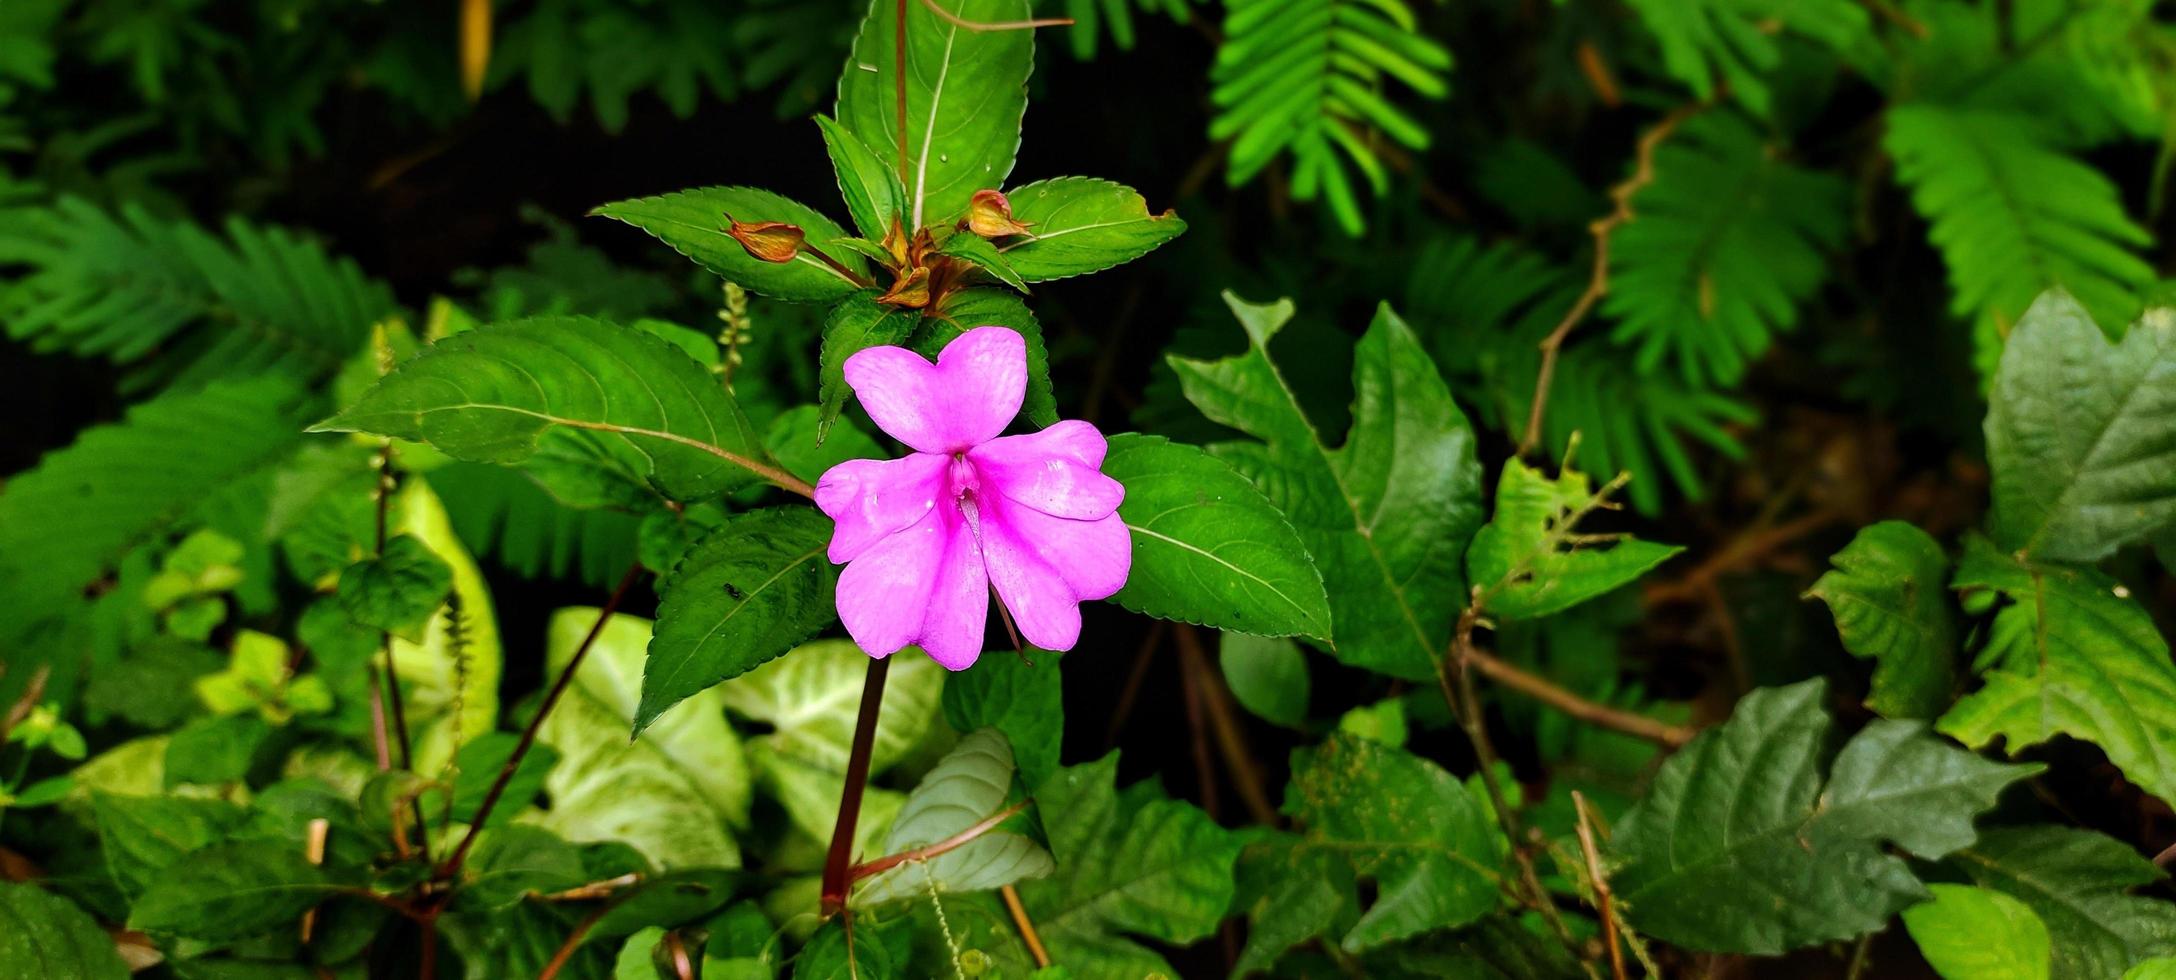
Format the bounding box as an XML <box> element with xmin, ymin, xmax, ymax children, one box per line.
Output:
<box><xmin>821</xmin><ymin>655</ymin><xmax>893</xmax><ymax>915</ymax></box>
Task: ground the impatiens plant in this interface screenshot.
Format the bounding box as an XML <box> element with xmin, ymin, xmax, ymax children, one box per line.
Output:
<box><xmin>7</xmin><ymin>0</ymin><xmax>2176</xmax><ymax>978</ymax></box>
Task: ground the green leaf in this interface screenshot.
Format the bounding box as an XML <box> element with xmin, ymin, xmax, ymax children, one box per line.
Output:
<box><xmin>450</xmin><ymin>732</ymin><xmax>560</xmax><ymax>829</ymax></box>
<box><xmin>1220</xmin><ymin>631</ymin><xmax>1310</xmax><ymax>729</ymax></box>
<box><xmin>794</xmin><ymin>919</ymin><xmax>895</xmax><ymax>980</ymax></box>
<box><xmin>1006</xmin><ymin>753</ymin><xmax>1243</xmax><ymax>977</ymax></box>
<box><xmin>856</xmin><ymin>729</ymin><xmax>1054</xmax><ymax>906</ymax></box>
<box><xmin>1167</xmin><ymin>294</ymin><xmax>1483</xmax><ymax>680</ymax></box>
<box><xmin>540</xmin><ymin>607</ymin><xmax>748</xmax><ymax>870</ymax></box>
<box><xmin>1902</xmin><ymin>884</ymin><xmax>2051</xmax><ymax>980</ymax></box>
<box><xmin>90</xmin><ymin>792</ymin><xmax>245</xmax><ymax>900</ymax></box>
<box><xmin>1953</xmin><ymin>826</ymin><xmax>2176</xmax><ymax>980</ymax></box>
<box><xmin>993</xmin><ymin>178</ymin><xmax>1185</xmax><ymax>281</ymax></box>
<box><xmin>1623</xmin><ymin>0</ymin><xmax>1871</xmax><ymax>116</ymax></box>
<box><xmin>835</xmin><ymin>0</ymin><xmax>1034</xmax><ymax>229</ymax></box>
<box><xmin>336</xmin><ymin>534</ymin><xmax>454</xmax><ymax>642</ymax></box>
<box><xmin>940</xmin><ymin>653</ymin><xmax>1063</xmax><ymax>790</ymax></box>
<box><xmin>640</xmin><ymin>506</ymin><xmax>838</xmax><ymax>731</ymax></box>
<box><xmin>818</xmin><ymin>290</ymin><xmax>921</xmax><ymax>438</ymax></box>
<box><xmin>593</xmin><ymin>186</ymin><xmax>865</xmax><ymax>302</ymax></box>
<box><xmin>129</xmin><ymin>841</ymin><xmax>334</xmax><ymax>941</ymax></box>
<box><xmin>1467</xmin><ymin>458</ymin><xmax>1680</xmax><ymax>621</ymax></box>
<box><xmin>0</xmin><ymin>882</ymin><xmax>129</xmax><ymax>980</ymax></box>
<box><xmin>1101</xmin><ymin>433</ymin><xmax>1331</xmax><ymax>641</ymax></box>
<box><xmin>315</xmin><ymin>316</ymin><xmax>770</xmax><ymax>503</ymax></box>
<box><xmin>718</xmin><ymin>639</ymin><xmax>944</xmax><ymax>845</ymax></box>
<box><xmin>1806</xmin><ymin>520</ymin><xmax>1958</xmax><ymax>719</ymax></box>
<box><xmin>1985</xmin><ymin>291</ymin><xmax>2176</xmax><ymax>562</ymax></box>
<box><xmin>1610</xmin><ymin>679</ymin><xmax>2037</xmax><ymax>954</ymax></box>
<box><xmin>766</xmin><ymin>406</ymin><xmax>884</xmax><ymax>486</ymax></box>
<box><xmin>1938</xmin><ymin>537</ymin><xmax>2176</xmax><ymax>807</ymax></box>
<box><xmin>937</xmin><ymin>232</ymin><xmax>1029</xmax><ymax>292</ymax></box>
<box><xmin>1281</xmin><ymin>733</ymin><xmax>1500</xmax><ymax>951</ymax></box>
<box><xmin>461</xmin><ymin>825</ymin><xmax>589</xmax><ymax>911</ymax></box>
<box><xmin>817</xmin><ymin>114</ymin><xmax>906</xmax><ymax>242</ymax></box>
<box><xmin>917</xmin><ymin>287</ymin><xmax>1057</xmax><ymax>426</ymax></box>
<box><xmin>2132</xmin><ymin>960</ymin><xmax>2176</xmax><ymax>980</ymax></box>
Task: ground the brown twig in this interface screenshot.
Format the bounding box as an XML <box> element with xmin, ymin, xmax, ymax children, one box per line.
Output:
<box><xmin>0</xmin><ymin>664</ymin><xmax>48</xmax><ymax>744</ymax></box>
<box><xmin>1643</xmin><ymin>507</ymin><xmax>1839</xmax><ymax>607</ymax></box>
<box><xmin>1572</xmin><ymin>792</ymin><xmax>1627</xmax><ymax>980</ymax></box>
<box><xmin>1178</xmin><ymin>643</ymin><xmax>1221</xmax><ymax>820</ymax></box>
<box><xmin>916</xmin><ymin>0</ymin><xmax>1071</xmax><ymax>32</ymax></box>
<box><xmin>538</xmin><ymin>905</ymin><xmax>611</xmax><ymax>980</ymax></box>
<box><xmin>822</xmin><ymin>656</ymin><xmax>894</xmax><ymax>915</ymax></box>
<box><xmin>437</xmin><ymin>563</ymin><xmax>646</xmax><ymax>880</ymax></box>
<box><xmin>1174</xmin><ymin>626</ymin><xmax>1280</xmax><ymax>826</ymax></box>
<box><xmin>1520</xmin><ymin>103</ymin><xmax>1704</xmax><ymax>456</ymax></box>
<box><xmin>542</xmin><ymin>873</ymin><xmax>641</xmax><ymax>902</ymax></box>
<box><xmin>1104</xmin><ymin>621</ymin><xmax>1165</xmax><ymax>748</ymax></box>
<box><xmin>1464</xmin><ymin>647</ymin><xmax>1694</xmax><ymax>748</ymax></box>
<box><xmin>1000</xmin><ymin>883</ymin><xmax>1052</xmax><ymax>968</ymax></box>
<box><xmin>849</xmin><ymin>799</ymin><xmax>1032</xmax><ymax>881</ymax></box>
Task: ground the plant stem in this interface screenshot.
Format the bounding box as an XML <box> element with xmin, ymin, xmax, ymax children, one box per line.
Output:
<box><xmin>1572</xmin><ymin>791</ymin><xmax>1626</xmax><ymax>980</ymax></box>
<box><xmin>437</xmin><ymin>562</ymin><xmax>645</xmax><ymax>880</ymax></box>
<box><xmin>849</xmin><ymin>799</ymin><xmax>1030</xmax><ymax>881</ymax></box>
<box><xmin>894</xmin><ymin>0</ymin><xmax>909</xmax><ymax>182</ymax></box>
<box><xmin>821</xmin><ymin>655</ymin><xmax>893</xmax><ymax>915</ymax></box>
<box><xmin>1463</xmin><ymin>647</ymin><xmax>1694</xmax><ymax>747</ymax></box>
<box><xmin>374</xmin><ymin>443</ymin><xmax>418</xmax><ymax>776</ymax></box>
<box><xmin>1174</xmin><ymin>625</ymin><xmax>1279</xmax><ymax>825</ymax></box>
<box><xmin>1001</xmin><ymin>883</ymin><xmax>1051</xmax><ymax>968</ymax></box>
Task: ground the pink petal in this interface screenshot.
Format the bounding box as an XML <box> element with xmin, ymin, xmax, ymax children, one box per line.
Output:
<box><xmin>968</xmin><ymin>420</ymin><xmax>1124</xmax><ymax>520</ymax></box>
<box><xmin>977</xmin><ymin>494</ymin><xmax>1132</xmax><ymax>652</ymax></box>
<box><xmin>814</xmin><ymin>452</ymin><xmax>949</xmax><ymax>563</ymax></box>
<box><xmin>842</xmin><ymin>327</ymin><xmax>1026</xmax><ymax>454</ymax></box>
<box><xmin>834</xmin><ymin>504</ymin><xmax>989</xmax><ymax>669</ymax></box>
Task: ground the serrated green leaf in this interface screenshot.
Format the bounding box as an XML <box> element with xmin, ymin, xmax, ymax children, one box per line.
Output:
<box><xmin>461</xmin><ymin>825</ymin><xmax>589</xmax><ymax>912</ymax></box>
<box><xmin>1282</xmin><ymin>733</ymin><xmax>1501</xmax><ymax>951</ymax></box>
<box><xmin>940</xmin><ymin>652</ymin><xmax>1063</xmax><ymax>791</ymax></box>
<box><xmin>916</xmin><ymin>287</ymin><xmax>1056</xmax><ymax>426</ymax></box>
<box><xmin>818</xmin><ymin>290</ymin><xmax>921</xmax><ymax>437</ymax></box>
<box><xmin>856</xmin><ymin>729</ymin><xmax>1054</xmax><ymax>906</ymax></box>
<box><xmin>937</xmin><ymin>231</ymin><xmax>1029</xmax><ymax>292</ymax></box>
<box><xmin>1953</xmin><ymin>826</ymin><xmax>2176</xmax><ymax>980</ymax></box>
<box><xmin>1902</xmin><ymin>884</ymin><xmax>2051</xmax><ymax>980</ymax></box>
<box><xmin>640</xmin><ymin>506</ymin><xmax>837</xmax><ymax>731</ymax></box>
<box><xmin>993</xmin><ymin>177</ymin><xmax>1185</xmax><ymax>281</ymax></box>
<box><xmin>1939</xmin><ymin>537</ymin><xmax>2176</xmax><ymax>807</ymax></box>
<box><xmin>1807</xmin><ymin>520</ymin><xmax>1958</xmax><ymax>718</ymax></box>
<box><xmin>593</xmin><ymin>186</ymin><xmax>864</xmax><ymax>302</ymax></box>
<box><xmin>128</xmin><ymin>841</ymin><xmax>335</xmax><ymax>941</ymax></box>
<box><xmin>540</xmin><ymin>607</ymin><xmax>746</xmax><ymax>870</ymax></box>
<box><xmin>336</xmin><ymin>534</ymin><xmax>453</xmax><ymax>642</ymax></box>
<box><xmin>765</xmin><ymin>405</ymin><xmax>884</xmax><ymax>486</ymax></box>
<box><xmin>1220</xmin><ymin>631</ymin><xmax>1310</xmax><ymax>729</ymax></box>
<box><xmin>314</xmin><ymin>316</ymin><xmax>771</xmax><ymax>502</ymax></box>
<box><xmin>1101</xmin><ymin>433</ymin><xmax>1331</xmax><ymax>641</ymax></box>
<box><xmin>1467</xmin><ymin>458</ymin><xmax>1680</xmax><ymax>621</ymax></box>
<box><xmin>817</xmin><ymin>114</ymin><xmax>906</xmax><ymax>242</ymax></box>
<box><xmin>90</xmin><ymin>792</ymin><xmax>246</xmax><ymax>900</ymax></box>
<box><xmin>1006</xmin><ymin>753</ymin><xmax>1243</xmax><ymax>977</ymax></box>
<box><xmin>1167</xmin><ymin>294</ymin><xmax>1482</xmax><ymax>680</ymax></box>
<box><xmin>1611</xmin><ymin>679</ymin><xmax>2037</xmax><ymax>954</ymax></box>
<box><xmin>1986</xmin><ymin>291</ymin><xmax>2176</xmax><ymax>562</ymax></box>
<box><xmin>836</xmin><ymin>0</ymin><xmax>1033</xmax><ymax>229</ymax></box>
<box><xmin>0</xmin><ymin>882</ymin><xmax>129</xmax><ymax>980</ymax></box>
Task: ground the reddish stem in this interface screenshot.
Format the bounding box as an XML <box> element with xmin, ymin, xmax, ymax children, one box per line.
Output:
<box><xmin>821</xmin><ymin>656</ymin><xmax>893</xmax><ymax>914</ymax></box>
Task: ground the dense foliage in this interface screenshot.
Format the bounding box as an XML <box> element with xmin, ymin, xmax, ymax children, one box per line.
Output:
<box><xmin>4</xmin><ymin>0</ymin><xmax>2176</xmax><ymax>978</ymax></box>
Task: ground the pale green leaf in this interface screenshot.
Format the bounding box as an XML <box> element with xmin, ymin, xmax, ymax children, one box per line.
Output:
<box><xmin>994</xmin><ymin>177</ymin><xmax>1185</xmax><ymax>281</ymax></box>
<box><xmin>1167</xmin><ymin>294</ymin><xmax>1482</xmax><ymax>680</ymax></box>
<box><xmin>1954</xmin><ymin>825</ymin><xmax>2176</xmax><ymax>980</ymax></box>
<box><xmin>640</xmin><ymin>506</ymin><xmax>838</xmax><ymax>731</ymax></box>
<box><xmin>1467</xmin><ymin>458</ymin><xmax>1680</xmax><ymax>621</ymax></box>
<box><xmin>1902</xmin><ymin>884</ymin><xmax>2051</xmax><ymax>980</ymax></box>
<box><xmin>855</xmin><ymin>729</ymin><xmax>1054</xmax><ymax>906</ymax></box>
<box><xmin>1102</xmin><ymin>433</ymin><xmax>1331</xmax><ymax>641</ymax></box>
<box><xmin>593</xmin><ymin>186</ymin><xmax>865</xmax><ymax>302</ymax></box>
<box><xmin>1806</xmin><ymin>520</ymin><xmax>1958</xmax><ymax>718</ymax></box>
<box><xmin>1986</xmin><ymin>291</ymin><xmax>2176</xmax><ymax>562</ymax></box>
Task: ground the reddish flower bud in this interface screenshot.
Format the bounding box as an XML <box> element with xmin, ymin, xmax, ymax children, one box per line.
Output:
<box><xmin>963</xmin><ymin>189</ymin><xmax>1032</xmax><ymax>238</ymax></box>
<box><xmin>726</xmin><ymin>220</ymin><xmax>805</xmax><ymax>263</ymax></box>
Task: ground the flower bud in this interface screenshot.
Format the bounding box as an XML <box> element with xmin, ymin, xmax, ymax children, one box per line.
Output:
<box><xmin>963</xmin><ymin>189</ymin><xmax>1031</xmax><ymax>238</ymax></box>
<box><xmin>726</xmin><ymin>219</ymin><xmax>805</xmax><ymax>263</ymax></box>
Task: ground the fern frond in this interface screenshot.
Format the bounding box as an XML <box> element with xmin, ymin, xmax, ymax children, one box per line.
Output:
<box><xmin>0</xmin><ymin>377</ymin><xmax>313</xmax><ymax>623</ymax></box>
<box><xmin>1602</xmin><ymin>111</ymin><xmax>1848</xmax><ymax>386</ymax></box>
<box><xmin>1624</xmin><ymin>0</ymin><xmax>1875</xmax><ymax>116</ymax></box>
<box><xmin>1885</xmin><ymin>105</ymin><xmax>2154</xmax><ymax>342</ymax></box>
<box><xmin>1209</xmin><ymin>0</ymin><xmax>1452</xmax><ymax>235</ymax></box>
<box><xmin>1404</xmin><ymin>236</ymin><xmax>1753</xmax><ymax>512</ymax></box>
<box><xmin>430</xmin><ymin>463</ymin><xmax>644</xmax><ymax>589</ymax></box>
<box><xmin>1055</xmin><ymin>0</ymin><xmax>1192</xmax><ymax>60</ymax></box>
<box><xmin>491</xmin><ymin>0</ymin><xmax>740</xmax><ymax>132</ymax></box>
<box><xmin>0</xmin><ymin>197</ymin><xmax>398</xmax><ymax>393</ymax></box>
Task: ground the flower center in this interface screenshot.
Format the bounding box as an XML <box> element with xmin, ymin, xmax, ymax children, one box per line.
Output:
<box><xmin>949</xmin><ymin>453</ymin><xmax>983</xmax><ymax>535</ymax></box>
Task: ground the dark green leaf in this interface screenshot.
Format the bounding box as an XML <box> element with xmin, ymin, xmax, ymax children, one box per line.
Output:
<box><xmin>996</xmin><ymin>177</ymin><xmax>1185</xmax><ymax>281</ymax></box>
<box><xmin>793</xmin><ymin>918</ymin><xmax>894</xmax><ymax>980</ymax></box>
<box><xmin>0</xmin><ymin>882</ymin><xmax>130</xmax><ymax>980</ymax></box>
<box><xmin>461</xmin><ymin>825</ymin><xmax>589</xmax><ymax>912</ymax></box>
<box><xmin>450</xmin><ymin>733</ymin><xmax>560</xmax><ymax>828</ymax></box>
<box><xmin>1807</xmin><ymin>520</ymin><xmax>1957</xmax><ymax>718</ymax></box>
<box><xmin>336</xmin><ymin>534</ymin><xmax>453</xmax><ymax>642</ymax></box>
<box><xmin>938</xmin><ymin>232</ymin><xmax>1029</xmax><ymax>292</ymax></box>
<box><xmin>917</xmin><ymin>287</ymin><xmax>1056</xmax><ymax>426</ymax></box>
<box><xmin>941</xmin><ymin>653</ymin><xmax>1064</xmax><ymax>790</ymax></box>
<box><xmin>1986</xmin><ymin>290</ymin><xmax>2176</xmax><ymax>562</ymax></box>
<box><xmin>640</xmin><ymin>506</ymin><xmax>838</xmax><ymax>731</ymax></box>
<box><xmin>1168</xmin><ymin>294</ymin><xmax>1482</xmax><ymax>680</ymax></box>
<box><xmin>1953</xmin><ymin>825</ymin><xmax>2176</xmax><ymax>980</ymax></box>
<box><xmin>1102</xmin><ymin>433</ymin><xmax>1331</xmax><ymax>641</ymax></box>
<box><xmin>91</xmin><ymin>792</ymin><xmax>246</xmax><ymax>900</ymax></box>
<box><xmin>129</xmin><ymin>841</ymin><xmax>334</xmax><ymax>941</ymax></box>
<box><xmin>164</xmin><ymin>714</ymin><xmax>270</xmax><ymax>787</ymax></box>
<box><xmin>1611</xmin><ymin>679</ymin><xmax>2037</xmax><ymax>954</ymax></box>
<box><xmin>765</xmin><ymin>406</ymin><xmax>883</xmax><ymax>486</ymax></box>
<box><xmin>817</xmin><ymin>115</ymin><xmax>906</xmax><ymax>242</ymax></box>
<box><xmin>818</xmin><ymin>291</ymin><xmax>921</xmax><ymax>438</ymax></box>
<box><xmin>593</xmin><ymin>186</ymin><xmax>865</xmax><ymax>302</ymax></box>
<box><xmin>313</xmin><ymin>316</ymin><xmax>770</xmax><ymax>502</ymax></box>
<box><xmin>1220</xmin><ymin>632</ymin><xmax>1310</xmax><ymax>728</ymax></box>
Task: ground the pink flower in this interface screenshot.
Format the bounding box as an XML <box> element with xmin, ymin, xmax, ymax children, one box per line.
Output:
<box><xmin>814</xmin><ymin>327</ymin><xmax>1131</xmax><ymax>670</ymax></box>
